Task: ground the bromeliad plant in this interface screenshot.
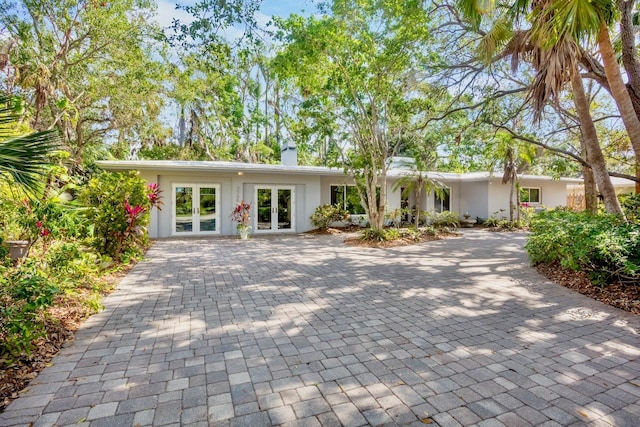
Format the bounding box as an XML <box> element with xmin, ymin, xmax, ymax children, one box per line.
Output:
<box><xmin>231</xmin><ymin>200</ymin><xmax>251</xmax><ymax>230</ymax></box>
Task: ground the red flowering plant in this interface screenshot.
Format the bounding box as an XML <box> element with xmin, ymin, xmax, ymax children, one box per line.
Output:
<box><xmin>113</xmin><ymin>200</ymin><xmax>148</xmax><ymax>261</ymax></box>
<box><xmin>230</xmin><ymin>200</ymin><xmax>251</xmax><ymax>230</ymax></box>
<box><xmin>77</xmin><ymin>171</ymin><xmax>157</xmax><ymax>263</ymax></box>
<box><xmin>146</xmin><ymin>183</ymin><xmax>163</xmax><ymax>211</ymax></box>
<box><xmin>13</xmin><ymin>199</ymin><xmax>54</xmax><ymax>242</ymax></box>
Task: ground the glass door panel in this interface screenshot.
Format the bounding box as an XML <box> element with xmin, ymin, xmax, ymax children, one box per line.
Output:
<box><xmin>173</xmin><ymin>184</ymin><xmax>220</xmax><ymax>235</ymax></box>
<box><xmin>255</xmin><ymin>186</ymin><xmax>295</xmax><ymax>233</ymax></box>
<box><xmin>199</xmin><ymin>187</ymin><xmax>217</xmax><ymax>232</ymax></box>
<box><xmin>257</xmin><ymin>188</ymin><xmax>272</xmax><ymax>230</ymax></box>
<box><xmin>175</xmin><ymin>186</ymin><xmax>193</xmax><ymax>233</ymax></box>
<box><xmin>277</xmin><ymin>188</ymin><xmax>292</xmax><ymax>230</ymax></box>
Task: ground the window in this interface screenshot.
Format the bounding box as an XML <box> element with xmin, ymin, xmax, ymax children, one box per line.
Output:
<box><xmin>520</xmin><ymin>187</ymin><xmax>541</xmax><ymax>204</ymax></box>
<box><xmin>434</xmin><ymin>188</ymin><xmax>450</xmax><ymax>212</ymax></box>
<box><xmin>330</xmin><ymin>185</ymin><xmax>378</xmax><ymax>215</ymax></box>
<box><xmin>400</xmin><ymin>187</ymin><xmax>410</xmax><ymax>222</ymax></box>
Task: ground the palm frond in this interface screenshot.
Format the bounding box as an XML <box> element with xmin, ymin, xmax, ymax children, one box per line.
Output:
<box><xmin>549</xmin><ymin>0</ymin><xmax>616</xmax><ymax>42</ymax></box>
<box><xmin>455</xmin><ymin>0</ymin><xmax>496</xmax><ymax>28</ymax></box>
<box><xmin>478</xmin><ymin>15</ymin><xmax>514</xmax><ymax>63</ymax></box>
<box><xmin>0</xmin><ymin>94</ymin><xmax>58</xmax><ymax>194</ymax></box>
<box><xmin>0</xmin><ymin>130</ymin><xmax>58</xmax><ymax>192</ymax></box>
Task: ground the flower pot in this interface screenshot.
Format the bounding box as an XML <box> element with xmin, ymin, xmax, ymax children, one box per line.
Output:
<box><xmin>6</xmin><ymin>240</ymin><xmax>30</xmax><ymax>259</ymax></box>
<box><xmin>238</xmin><ymin>227</ymin><xmax>250</xmax><ymax>240</ymax></box>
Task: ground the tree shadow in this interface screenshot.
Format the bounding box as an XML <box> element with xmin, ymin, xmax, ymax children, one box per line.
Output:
<box><xmin>2</xmin><ymin>231</ymin><xmax>639</xmax><ymax>426</ymax></box>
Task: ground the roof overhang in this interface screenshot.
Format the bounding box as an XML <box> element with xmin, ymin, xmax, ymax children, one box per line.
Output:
<box><xmin>95</xmin><ymin>160</ymin><xmax>347</xmax><ymax>176</ymax></box>
<box><xmin>95</xmin><ymin>160</ymin><xmax>583</xmax><ymax>183</ymax></box>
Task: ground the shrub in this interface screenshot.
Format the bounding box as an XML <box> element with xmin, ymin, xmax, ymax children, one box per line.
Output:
<box><xmin>0</xmin><ymin>267</ymin><xmax>58</xmax><ymax>358</ymax></box>
<box><xmin>620</xmin><ymin>193</ymin><xmax>640</xmax><ymax>224</ymax></box>
<box><xmin>425</xmin><ymin>211</ymin><xmax>460</xmax><ymax>228</ymax></box>
<box><xmin>310</xmin><ymin>204</ymin><xmax>350</xmax><ymax>230</ymax></box>
<box><xmin>361</xmin><ymin>227</ymin><xmax>390</xmax><ymax>242</ymax></box>
<box><xmin>77</xmin><ymin>171</ymin><xmax>153</xmax><ymax>262</ymax></box>
<box><xmin>526</xmin><ymin>209</ymin><xmax>640</xmax><ymax>285</ymax></box>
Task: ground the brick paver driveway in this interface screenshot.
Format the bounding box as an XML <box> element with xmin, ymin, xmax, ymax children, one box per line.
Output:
<box><xmin>2</xmin><ymin>230</ymin><xmax>640</xmax><ymax>427</ymax></box>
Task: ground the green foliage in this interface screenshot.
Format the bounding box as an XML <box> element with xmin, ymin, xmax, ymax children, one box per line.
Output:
<box><xmin>0</xmin><ymin>240</ymin><xmax>107</xmax><ymax>360</ymax></box>
<box><xmin>0</xmin><ymin>266</ymin><xmax>57</xmax><ymax>358</ymax></box>
<box><xmin>361</xmin><ymin>227</ymin><xmax>398</xmax><ymax>242</ymax></box>
<box><xmin>77</xmin><ymin>171</ymin><xmax>151</xmax><ymax>262</ymax></box>
<box><xmin>426</xmin><ymin>211</ymin><xmax>460</xmax><ymax>228</ymax></box>
<box><xmin>273</xmin><ymin>0</ymin><xmax>436</xmax><ymax>230</ymax></box>
<box><xmin>0</xmin><ymin>94</ymin><xmax>58</xmax><ymax>194</ymax></box>
<box><xmin>1</xmin><ymin>0</ymin><xmax>167</xmax><ymax>164</ymax></box>
<box><xmin>620</xmin><ymin>193</ymin><xmax>640</xmax><ymax>224</ymax></box>
<box><xmin>526</xmin><ymin>210</ymin><xmax>640</xmax><ymax>285</ymax></box>
<box><xmin>310</xmin><ymin>204</ymin><xmax>350</xmax><ymax>230</ymax></box>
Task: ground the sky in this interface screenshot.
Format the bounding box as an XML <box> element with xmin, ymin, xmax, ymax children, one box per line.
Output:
<box><xmin>151</xmin><ymin>0</ymin><xmax>320</xmax><ymax>139</ymax></box>
<box><xmin>154</xmin><ymin>0</ymin><xmax>319</xmax><ymax>33</ymax></box>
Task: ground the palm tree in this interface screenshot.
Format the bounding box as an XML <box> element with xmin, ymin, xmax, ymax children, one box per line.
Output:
<box><xmin>496</xmin><ymin>138</ymin><xmax>536</xmax><ymax>223</ymax></box>
<box><xmin>460</xmin><ymin>0</ymin><xmax>640</xmax><ymax>191</ymax></box>
<box><xmin>526</xmin><ymin>31</ymin><xmax>624</xmax><ymax>215</ymax></box>
<box><xmin>455</xmin><ymin>0</ymin><xmax>625</xmax><ymax>215</ymax></box>
<box><xmin>541</xmin><ymin>0</ymin><xmax>640</xmax><ymax>190</ymax></box>
<box><xmin>0</xmin><ymin>95</ymin><xmax>57</xmax><ymax>194</ymax></box>
<box><xmin>392</xmin><ymin>153</ymin><xmax>442</xmax><ymax>230</ymax></box>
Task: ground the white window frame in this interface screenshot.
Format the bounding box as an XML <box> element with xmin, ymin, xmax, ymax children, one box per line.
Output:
<box><xmin>171</xmin><ymin>183</ymin><xmax>221</xmax><ymax>236</ymax></box>
<box><xmin>434</xmin><ymin>187</ymin><xmax>451</xmax><ymax>212</ymax></box>
<box><xmin>520</xmin><ymin>187</ymin><xmax>541</xmax><ymax>204</ymax></box>
<box><xmin>330</xmin><ymin>184</ymin><xmax>366</xmax><ymax>215</ymax></box>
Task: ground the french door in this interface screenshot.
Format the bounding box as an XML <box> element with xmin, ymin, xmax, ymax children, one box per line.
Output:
<box><xmin>255</xmin><ymin>186</ymin><xmax>295</xmax><ymax>233</ymax></box>
<box><xmin>172</xmin><ymin>184</ymin><xmax>220</xmax><ymax>235</ymax></box>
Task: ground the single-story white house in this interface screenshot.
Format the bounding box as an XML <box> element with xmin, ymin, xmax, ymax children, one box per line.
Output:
<box><xmin>96</xmin><ymin>146</ymin><xmax>581</xmax><ymax>238</ymax></box>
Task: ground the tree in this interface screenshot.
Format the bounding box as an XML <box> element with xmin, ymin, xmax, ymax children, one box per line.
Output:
<box><xmin>457</xmin><ymin>0</ymin><xmax>640</xmax><ymax>190</ymax></box>
<box><xmin>0</xmin><ymin>0</ymin><xmax>167</xmax><ymax>166</ymax></box>
<box><xmin>453</xmin><ymin>0</ymin><xmax>625</xmax><ymax>214</ymax></box>
<box><xmin>274</xmin><ymin>0</ymin><xmax>434</xmax><ymax>231</ymax></box>
<box><xmin>393</xmin><ymin>147</ymin><xmax>442</xmax><ymax>230</ymax></box>
<box><xmin>0</xmin><ymin>94</ymin><xmax>57</xmax><ymax>194</ymax></box>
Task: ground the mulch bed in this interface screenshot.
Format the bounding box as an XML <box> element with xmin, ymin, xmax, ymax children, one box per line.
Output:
<box><xmin>535</xmin><ymin>262</ymin><xmax>640</xmax><ymax>315</ymax></box>
<box><xmin>344</xmin><ymin>231</ymin><xmax>461</xmax><ymax>248</ymax></box>
<box><xmin>0</xmin><ymin>267</ymin><xmax>131</xmax><ymax>413</ymax></box>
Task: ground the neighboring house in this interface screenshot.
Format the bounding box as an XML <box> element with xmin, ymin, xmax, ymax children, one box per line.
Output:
<box><xmin>567</xmin><ymin>176</ymin><xmax>636</xmax><ymax>210</ymax></box>
<box><xmin>96</xmin><ymin>146</ymin><xmax>580</xmax><ymax>238</ymax></box>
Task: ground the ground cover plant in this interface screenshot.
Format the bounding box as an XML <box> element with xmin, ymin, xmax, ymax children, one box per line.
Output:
<box><xmin>526</xmin><ymin>209</ymin><xmax>640</xmax><ymax>285</ymax></box>
<box><xmin>526</xmin><ymin>208</ymin><xmax>640</xmax><ymax>314</ymax></box>
<box><xmin>347</xmin><ymin>210</ymin><xmax>462</xmax><ymax>248</ymax></box>
<box><xmin>0</xmin><ymin>170</ymin><xmax>160</xmax><ymax>411</ymax></box>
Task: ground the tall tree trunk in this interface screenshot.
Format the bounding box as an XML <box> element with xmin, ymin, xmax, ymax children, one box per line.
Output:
<box><xmin>598</xmin><ymin>23</ymin><xmax>640</xmax><ymax>193</ymax></box>
<box><xmin>570</xmin><ymin>68</ymin><xmax>625</xmax><ymax>216</ymax></box>
<box><xmin>617</xmin><ymin>0</ymin><xmax>640</xmax><ymax>119</ymax></box>
<box><xmin>516</xmin><ymin>181</ymin><xmax>521</xmax><ymax>224</ymax></box>
<box><xmin>415</xmin><ymin>185</ymin><xmax>422</xmax><ymax>230</ymax></box>
<box><xmin>579</xmin><ymin>135</ymin><xmax>598</xmax><ymax>213</ymax></box>
<box><xmin>508</xmin><ymin>177</ymin><xmax>514</xmax><ymax>223</ymax></box>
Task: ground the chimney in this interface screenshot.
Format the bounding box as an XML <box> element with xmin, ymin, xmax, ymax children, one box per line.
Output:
<box><xmin>281</xmin><ymin>141</ymin><xmax>297</xmax><ymax>166</ymax></box>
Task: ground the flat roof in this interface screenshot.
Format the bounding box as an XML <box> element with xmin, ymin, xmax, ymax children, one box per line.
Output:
<box><xmin>96</xmin><ymin>160</ymin><xmax>582</xmax><ymax>183</ymax></box>
<box><xmin>95</xmin><ymin>160</ymin><xmax>346</xmax><ymax>176</ymax></box>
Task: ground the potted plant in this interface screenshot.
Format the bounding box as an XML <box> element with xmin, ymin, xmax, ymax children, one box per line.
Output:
<box><xmin>231</xmin><ymin>200</ymin><xmax>252</xmax><ymax>239</ymax></box>
<box><xmin>1</xmin><ymin>199</ymin><xmax>35</xmax><ymax>260</ymax></box>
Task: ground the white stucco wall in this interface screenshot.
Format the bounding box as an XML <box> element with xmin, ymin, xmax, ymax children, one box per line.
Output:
<box><xmin>119</xmin><ymin>164</ymin><xmax>571</xmax><ymax>238</ymax></box>
<box><xmin>488</xmin><ymin>177</ymin><xmax>568</xmax><ymax>218</ymax></box>
<box><xmin>458</xmin><ymin>180</ymin><xmax>489</xmax><ymax>220</ymax></box>
<box><xmin>135</xmin><ymin>170</ymin><xmax>323</xmax><ymax>237</ymax></box>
